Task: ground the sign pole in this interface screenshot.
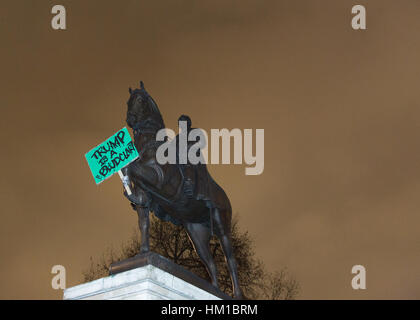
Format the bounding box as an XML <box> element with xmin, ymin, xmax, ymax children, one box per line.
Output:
<box><xmin>118</xmin><ymin>170</ymin><xmax>132</xmax><ymax>196</ymax></box>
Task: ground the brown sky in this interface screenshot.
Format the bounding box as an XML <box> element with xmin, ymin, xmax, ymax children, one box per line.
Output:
<box><xmin>0</xmin><ymin>0</ymin><xmax>419</xmax><ymax>299</ymax></box>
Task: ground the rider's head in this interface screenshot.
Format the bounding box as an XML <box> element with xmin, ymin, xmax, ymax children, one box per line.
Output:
<box><xmin>178</xmin><ymin>114</ymin><xmax>192</xmax><ymax>131</ymax></box>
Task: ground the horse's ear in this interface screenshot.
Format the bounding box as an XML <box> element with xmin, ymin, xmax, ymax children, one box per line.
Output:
<box><xmin>129</xmin><ymin>87</ymin><xmax>133</xmax><ymax>94</ymax></box>
<box><xmin>140</xmin><ymin>81</ymin><xmax>145</xmax><ymax>90</ymax></box>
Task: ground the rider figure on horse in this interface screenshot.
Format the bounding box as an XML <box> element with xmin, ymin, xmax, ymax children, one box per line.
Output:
<box><xmin>176</xmin><ymin>114</ymin><xmax>208</xmax><ymax>200</ymax></box>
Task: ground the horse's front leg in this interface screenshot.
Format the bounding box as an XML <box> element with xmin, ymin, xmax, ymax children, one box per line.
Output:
<box><xmin>121</xmin><ymin>166</ymin><xmax>151</xmax><ymax>254</ymax></box>
<box><xmin>128</xmin><ymin>186</ymin><xmax>151</xmax><ymax>254</ymax></box>
<box><xmin>136</xmin><ymin>206</ymin><xmax>150</xmax><ymax>254</ymax></box>
<box><xmin>124</xmin><ymin>188</ymin><xmax>151</xmax><ymax>254</ymax></box>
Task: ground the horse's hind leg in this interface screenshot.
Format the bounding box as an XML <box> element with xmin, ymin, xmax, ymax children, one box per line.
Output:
<box><xmin>213</xmin><ymin>208</ymin><xmax>243</xmax><ymax>299</ymax></box>
<box><xmin>184</xmin><ymin>222</ymin><xmax>219</xmax><ymax>288</ymax></box>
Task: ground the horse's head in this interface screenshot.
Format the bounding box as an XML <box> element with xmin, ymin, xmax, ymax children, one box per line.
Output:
<box><xmin>126</xmin><ymin>81</ymin><xmax>164</xmax><ymax>135</ymax></box>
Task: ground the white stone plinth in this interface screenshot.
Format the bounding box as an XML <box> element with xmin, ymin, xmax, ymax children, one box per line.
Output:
<box><xmin>63</xmin><ymin>264</ymin><xmax>222</xmax><ymax>300</ymax></box>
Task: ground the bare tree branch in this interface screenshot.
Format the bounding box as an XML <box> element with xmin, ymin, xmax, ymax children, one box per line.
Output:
<box><xmin>82</xmin><ymin>213</ymin><xmax>300</xmax><ymax>300</ymax></box>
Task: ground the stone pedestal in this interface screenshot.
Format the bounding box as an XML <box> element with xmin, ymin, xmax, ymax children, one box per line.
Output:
<box><xmin>64</xmin><ymin>252</ymin><xmax>230</xmax><ymax>300</ymax></box>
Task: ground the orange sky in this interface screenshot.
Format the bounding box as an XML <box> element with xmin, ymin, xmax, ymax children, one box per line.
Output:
<box><xmin>0</xmin><ymin>0</ymin><xmax>419</xmax><ymax>299</ymax></box>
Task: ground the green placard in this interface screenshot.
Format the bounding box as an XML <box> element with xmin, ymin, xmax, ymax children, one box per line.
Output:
<box><xmin>85</xmin><ymin>127</ymin><xmax>139</xmax><ymax>184</ymax></box>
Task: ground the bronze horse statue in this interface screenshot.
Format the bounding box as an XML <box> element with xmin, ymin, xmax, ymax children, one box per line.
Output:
<box><xmin>122</xmin><ymin>81</ymin><xmax>243</xmax><ymax>299</ymax></box>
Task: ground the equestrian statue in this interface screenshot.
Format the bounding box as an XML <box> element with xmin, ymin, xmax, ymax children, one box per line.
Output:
<box><xmin>122</xmin><ymin>81</ymin><xmax>243</xmax><ymax>299</ymax></box>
